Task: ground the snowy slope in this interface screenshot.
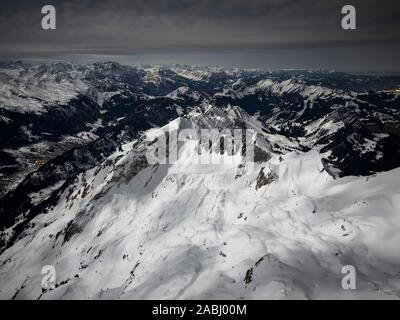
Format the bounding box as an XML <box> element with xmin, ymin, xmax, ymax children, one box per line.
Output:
<box><xmin>0</xmin><ymin>63</ymin><xmax>90</xmax><ymax>113</ymax></box>
<box><xmin>1</xmin><ymin>107</ymin><xmax>400</xmax><ymax>300</ymax></box>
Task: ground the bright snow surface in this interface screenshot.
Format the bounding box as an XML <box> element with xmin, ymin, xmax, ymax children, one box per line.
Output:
<box><xmin>1</xmin><ymin>109</ymin><xmax>400</xmax><ymax>300</ymax></box>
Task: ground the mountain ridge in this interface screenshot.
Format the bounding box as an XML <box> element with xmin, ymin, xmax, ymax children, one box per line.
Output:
<box><xmin>0</xmin><ymin>62</ymin><xmax>399</xmax><ymax>299</ymax></box>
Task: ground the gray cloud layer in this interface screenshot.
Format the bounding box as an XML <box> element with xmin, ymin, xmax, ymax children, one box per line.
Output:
<box><xmin>0</xmin><ymin>0</ymin><xmax>399</xmax><ymax>70</ymax></box>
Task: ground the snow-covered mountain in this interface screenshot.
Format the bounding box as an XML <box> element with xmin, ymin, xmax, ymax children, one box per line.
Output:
<box><xmin>0</xmin><ymin>62</ymin><xmax>400</xmax><ymax>299</ymax></box>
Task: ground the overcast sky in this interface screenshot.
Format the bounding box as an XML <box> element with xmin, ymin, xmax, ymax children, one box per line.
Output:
<box><xmin>0</xmin><ymin>0</ymin><xmax>399</xmax><ymax>71</ymax></box>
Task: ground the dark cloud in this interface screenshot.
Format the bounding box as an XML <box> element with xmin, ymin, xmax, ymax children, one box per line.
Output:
<box><xmin>0</xmin><ymin>0</ymin><xmax>399</xmax><ymax>70</ymax></box>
